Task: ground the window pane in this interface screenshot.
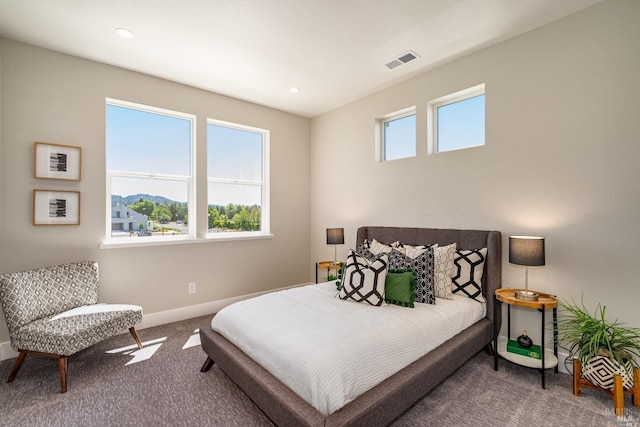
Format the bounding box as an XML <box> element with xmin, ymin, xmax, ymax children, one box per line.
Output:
<box><xmin>107</xmin><ymin>104</ymin><xmax>191</xmax><ymax>175</ymax></box>
<box><xmin>437</xmin><ymin>94</ymin><xmax>485</xmax><ymax>152</ymax></box>
<box><xmin>207</xmin><ymin>182</ymin><xmax>262</xmax><ymax>232</ymax></box>
<box><xmin>110</xmin><ymin>176</ymin><xmax>189</xmax><ymax>238</ymax></box>
<box><xmin>207</xmin><ymin>123</ymin><xmax>263</xmax><ymax>181</ymax></box>
<box><xmin>384</xmin><ymin>114</ymin><xmax>416</xmax><ymax>161</ymax></box>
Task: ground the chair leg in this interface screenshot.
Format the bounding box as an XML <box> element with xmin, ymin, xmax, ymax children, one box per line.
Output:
<box><xmin>200</xmin><ymin>357</ymin><xmax>215</xmax><ymax>372</ymax></box>
<box><xmin>59</xmin><ymin>356</ymin><xmax>68</xmax><ymax>393</ymax></box>
<box><xmin>129</xmin><ymin>327</ymin><xmax>143</xmax><ymax>349</ymax></box>
<box><xmin>7</xmin><ymin>351</ymin><xmax>27</xmax><ymax>383</ymax></box>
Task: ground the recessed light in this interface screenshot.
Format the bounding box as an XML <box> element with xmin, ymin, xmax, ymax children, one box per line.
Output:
<box><xmin>115</xmin><ymin>28</ymin><xmax>135</xmax><ymax>39</ymax></box>
<box><xmin>289</xmin><ymin>87</ymin><xmax>300</xmax><ymax>94</ymax></box>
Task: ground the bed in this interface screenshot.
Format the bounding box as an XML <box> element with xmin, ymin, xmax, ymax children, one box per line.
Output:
<box><xmin>199</xmin><ymin>226</ymin><xmax>502</xmax><ymax>426</ymax></box>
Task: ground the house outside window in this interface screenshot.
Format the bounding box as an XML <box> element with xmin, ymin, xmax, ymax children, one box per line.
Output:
<box><xmin>106</xmin><ymin>99</ymin><xmax>195</xmax><ymax>241</ymax></box>
<box><xmin>207</xmin><ymin>119</ymin><xmax>269</xmax><ymax>237</ymax></box>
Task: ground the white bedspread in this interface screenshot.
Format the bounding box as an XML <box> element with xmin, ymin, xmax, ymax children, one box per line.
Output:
<box><xmin>211</xmin><ymin>282</ymin><xmax>485</xmax><ymax>416</ymax></box>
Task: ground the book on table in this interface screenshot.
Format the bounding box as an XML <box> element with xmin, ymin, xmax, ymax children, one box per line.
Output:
<box><xmin>507</xmin><ymin>339</ymin><xmax>542</xmax><ymax>359</ymax></box>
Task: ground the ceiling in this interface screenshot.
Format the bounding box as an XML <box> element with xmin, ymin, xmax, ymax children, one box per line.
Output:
<box><xmin>0</xmin><ymin>0</ymin><xmax>601</xmax><ymax>118</ymax></box>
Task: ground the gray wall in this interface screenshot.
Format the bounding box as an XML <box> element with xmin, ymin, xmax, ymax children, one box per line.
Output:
<box><xmin>0</xmin><ymin>40</ymin><xmax>311</xmax><ymax>346</ymax></box>
<box><xmin>310</xmin><ymin>0</ymin><xmax>640</xmax><ymax>344</ymax></box>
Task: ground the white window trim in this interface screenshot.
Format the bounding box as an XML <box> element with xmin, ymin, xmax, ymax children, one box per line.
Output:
<box><xmin>376</xmin><ymin>106</ymin><xmax>416</xmax><ymax>162</ymax></box>
<box><xmin>427</xmin><ymin>84</ymin><xmax>485</xmax><ymax>154</ymax></box>
<box><xmin>104</xmin><ymin>98</ymin><xmax>197</xmax><ymax>245</ymax></box>
<box><xmin>206</xmin><ymin>118</ymin><xmax>270</xmax><ymax>238</ymax></box>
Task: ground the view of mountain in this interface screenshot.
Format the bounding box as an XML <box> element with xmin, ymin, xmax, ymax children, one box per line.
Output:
<box><xmin>112</xmin><ymin>194</ymin><xmax>180</xmax><ymax>206</ymax></box>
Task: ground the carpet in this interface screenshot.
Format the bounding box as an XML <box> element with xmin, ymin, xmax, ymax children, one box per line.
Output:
<box><xmin>0</xmin><ymin>315</ymin><xmax>636</xmax><ymax>426</ymax></box>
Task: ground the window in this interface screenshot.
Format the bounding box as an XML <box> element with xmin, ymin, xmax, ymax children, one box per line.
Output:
<box><xmin>106</xmin><ymin>99</ymin><xmax>195</xmax><ymax>241</ymax></box>
<box><xmin>379</xmin><ymin>108</ymin><xmax>416</xmax><ymax>161</ymax></box>
<box><xmin>428</xmin><ymin>84</ymin><xmax>485</xmax><ymax>153</ymax></box>
<box><xmin>207</xmin><ymin>120</ymin><xmax>269</xmax><ymax>236</ymax></box>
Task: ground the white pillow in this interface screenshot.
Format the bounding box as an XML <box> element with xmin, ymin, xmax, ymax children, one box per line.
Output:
<box><xmin>368</xmin><ymin>239</ymin><xmax>396</xmax><ymax>255</ymax></box>
<box><xmin>433</xmin><ymin>243</ymin><xmax>457</xmax><ymax>299</ymax></box>
<box><xmin>394</xmin><ymin>242</ymin><xmax>429</xmax><ymax>259</ymax></box>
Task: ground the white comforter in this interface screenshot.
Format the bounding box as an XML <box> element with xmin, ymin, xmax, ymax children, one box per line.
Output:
<box><xmin>211</xmin><ymin>282</ymin><xmax>485</xmax><ymax>416</ymax></box>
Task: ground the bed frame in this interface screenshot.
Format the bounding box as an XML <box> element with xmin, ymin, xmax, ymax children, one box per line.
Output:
<box><xmin>199</xmin><ymin>226</ymin><xmax>502</xmax><ymax>426</ymax></box>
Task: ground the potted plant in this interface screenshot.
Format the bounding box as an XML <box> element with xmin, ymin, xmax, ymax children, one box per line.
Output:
<box><xmin>557</xmin><ymin>297</ymin><xmax>640</xmax><ymax>390</ymax></box>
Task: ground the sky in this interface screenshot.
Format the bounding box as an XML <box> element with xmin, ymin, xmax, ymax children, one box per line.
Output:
<box><xmin>437</xmin><ymin>94</ymin><xmax>485</xmax><ymax>152</ymax></box>
<box><xmin>384</xmin><ymin>94</ymin><xmax>485</xmax><ymax>160</ymax></box>
<box><xmin>107</xmin><ymin>104</ymin><xmax>264</xmax><ymax>206</ymax></box>
<box><xmin>384</xmin><ymin>113</ymin><xmax>416</xmax><ymax>161</ymax></box>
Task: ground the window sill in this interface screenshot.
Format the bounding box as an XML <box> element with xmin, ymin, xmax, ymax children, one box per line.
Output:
<box><xmin>100</xmin><ymin>233</ymin><xmax>274</xmax><ymax>249</ymax></box>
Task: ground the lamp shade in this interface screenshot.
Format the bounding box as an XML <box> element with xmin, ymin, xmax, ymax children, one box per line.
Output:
<box><xmin>509</xmin><ymin>236</ymin><xmax>545</xmax><ymax>266</ymax></box>
<box><xmin>326</xmin><ymin>228</ymin><xmax>344</xmax><ymax>245</ymax></box>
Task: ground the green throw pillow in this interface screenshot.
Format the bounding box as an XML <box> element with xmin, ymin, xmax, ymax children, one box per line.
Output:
<box><xmin>385</xmin><ymin>268</ymin><xmax>417</xmax><ymax>308</ymax></box>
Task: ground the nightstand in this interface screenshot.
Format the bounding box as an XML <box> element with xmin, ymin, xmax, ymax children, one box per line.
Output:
<box><xmin>493</xmin><ymin>288</ymin><xmax>559</xmax><ymax>389</ymax></box>
<box><xmin>315</xmin><ymin>261</ymin><xmax>342</xmax><ymax>283</ymax></box>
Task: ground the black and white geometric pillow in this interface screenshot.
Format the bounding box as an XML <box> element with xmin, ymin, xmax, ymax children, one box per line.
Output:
<box><xmin>388</xmin><ymin>247</ymin><xmax>435</xmax><ymax>305</ymax></box>
<box><xmin>339</xmin><ymin>250</ymin><xmax>388</xmax><ymax>306</ymax></box>
<box><xmin>452</xmin><ymin>248</ymin><xmax>487</xmax><ymax>302</ymax></box>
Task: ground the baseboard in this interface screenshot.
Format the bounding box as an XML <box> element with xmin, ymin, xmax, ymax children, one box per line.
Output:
<box><xmin>0</xmin><ymin>281</ymin><xmax>311</xmax><ymax>362</ymax></box>
<box><xmin>0</xmin><ymin>342</ymin><xmax>19</xmax><ymax>361</ymax></box>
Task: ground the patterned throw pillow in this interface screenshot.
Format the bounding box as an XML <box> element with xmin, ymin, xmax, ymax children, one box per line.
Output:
<box><xmin>388</xmin><ymin>247</ymin><xmax>435</xmax><ymax>305</ymax></box>
<box><xmin>452</xmin><ymin>248</ymin><xmax>487</xmax><ymax>302</ymax></box>
<box><xmin>339</xmin><ymin>250</ymin><xmax>388</xmax><ymax>306</ymax></box>
<box><xmin>433</xmin><ymin>243</ymin><xmax>457</xmax><ymax>299</ymax></box>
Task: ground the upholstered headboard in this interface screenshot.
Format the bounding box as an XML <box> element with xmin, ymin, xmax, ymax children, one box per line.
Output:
<box><xmin>356</xmin><ymin>226</ymin><xmax>502</xmax><ymax>326</ymax></box>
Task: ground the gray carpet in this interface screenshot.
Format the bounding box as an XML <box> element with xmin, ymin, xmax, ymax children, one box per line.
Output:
<box><xmin>0</xmin><ymin>315</ymin><xmax>635</xmax><ymax>426</ymax></box>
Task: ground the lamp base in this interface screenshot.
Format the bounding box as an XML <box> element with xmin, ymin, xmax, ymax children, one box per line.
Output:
<box><xmin>515</xmin><ymin>290</ymin><xmax>539</xmax><ymax>301</ymax></box>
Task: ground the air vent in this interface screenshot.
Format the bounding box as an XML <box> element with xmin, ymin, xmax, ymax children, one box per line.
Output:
<box><xmin>385</xmin><ymin>50</ymin><xmax>420</xmax><ymax>70</ymax></box>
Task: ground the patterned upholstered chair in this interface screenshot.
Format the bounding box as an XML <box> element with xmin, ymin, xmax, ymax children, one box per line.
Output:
<box><xmin>0</xmin><ymin>261</ymin><xmax>143</xmax><ymax>393</ymax></box>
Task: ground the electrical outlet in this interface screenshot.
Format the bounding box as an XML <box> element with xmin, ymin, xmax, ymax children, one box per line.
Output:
<box><xmin>188</xmin><ymin>282</ymin><xmax>196</xmax><ymax>294</ymax></box>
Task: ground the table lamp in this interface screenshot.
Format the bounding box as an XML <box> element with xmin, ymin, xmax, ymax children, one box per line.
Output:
<box><xmin>326</xmin><ymin>228</ymin><xmax>344</xmax><ymax>265</ymax></box>
<box><xmin>509</xmin><ymin>236</ymin><xmax>545</xmax><ymax>301</ymax></box>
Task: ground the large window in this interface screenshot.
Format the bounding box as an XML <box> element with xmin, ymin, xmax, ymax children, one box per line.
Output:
<box><xmin>428</xmin><ymin>84</ymin><xmax>485</xmax><ymax>153</ymax></box>
<box><xmin>106</xmin><ymin>99</ymin><xmax>195</xmax><ymax>241</ymax></box>
<box><xmin>207</xmin><ymin>120</ymin><xmax>269</xmax><ymax>236</ymax></box>
<box><xmin>379</xmin><ymin>108</ymin><xmax>416</xmax><ymax>161</ymax></box>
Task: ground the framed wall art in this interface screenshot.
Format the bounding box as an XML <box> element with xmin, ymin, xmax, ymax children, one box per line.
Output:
<box><xmin>34</xmin><ymin>142</ymin><xmax>82</xmax><ymax>181</ymax></box>
<box><xmin>33</xmin><ymin>190</ymin><xmax>81</xmax><ymax>226</ymax></box>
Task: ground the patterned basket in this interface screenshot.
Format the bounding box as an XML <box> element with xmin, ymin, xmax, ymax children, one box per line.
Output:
<box><xmin>581</xmin><ymin>355</ymin><xmax>634</xmax><ymax>390</ymax></box>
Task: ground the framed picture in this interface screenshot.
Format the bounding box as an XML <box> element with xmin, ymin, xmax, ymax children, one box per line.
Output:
<box><xmin>34</xmin><ymin>142</ymin><xmax>82</xmax><ymax>181</ymax></box>
<box><xmin>33</xmin><ymin>190</ymin><xmax>81</xmax><ymax>226</ymax></box>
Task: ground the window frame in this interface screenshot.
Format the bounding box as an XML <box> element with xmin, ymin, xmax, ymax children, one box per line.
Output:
<box><xmin>377</xmin><ymin>106</ymin><xmax>417</xmax><ymax>162</ymax></box>
<box><xmin>104</xmin><ymin>98</ymin><xmax>197</xmax><ymax>245</ymax></box>
<box><xmin>427</xmin><ymin>84</ymin><xmax>485</xmax><ymax>154</ymax></box>
<box><xmin>206</xmin><ymin>118</ymin><xmax>270</xmax><ymax>239</ymax></box>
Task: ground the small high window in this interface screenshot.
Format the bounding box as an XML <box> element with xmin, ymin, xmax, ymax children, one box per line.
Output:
<box><xmin>378</xmin><ymin>107</ymin><xmax>416</xmax><ymax>161</ymax></box>
<box><xmin>428</xmin><ymin>84</ymin><xmax>485</xmax><ymax>153</ymax></box>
